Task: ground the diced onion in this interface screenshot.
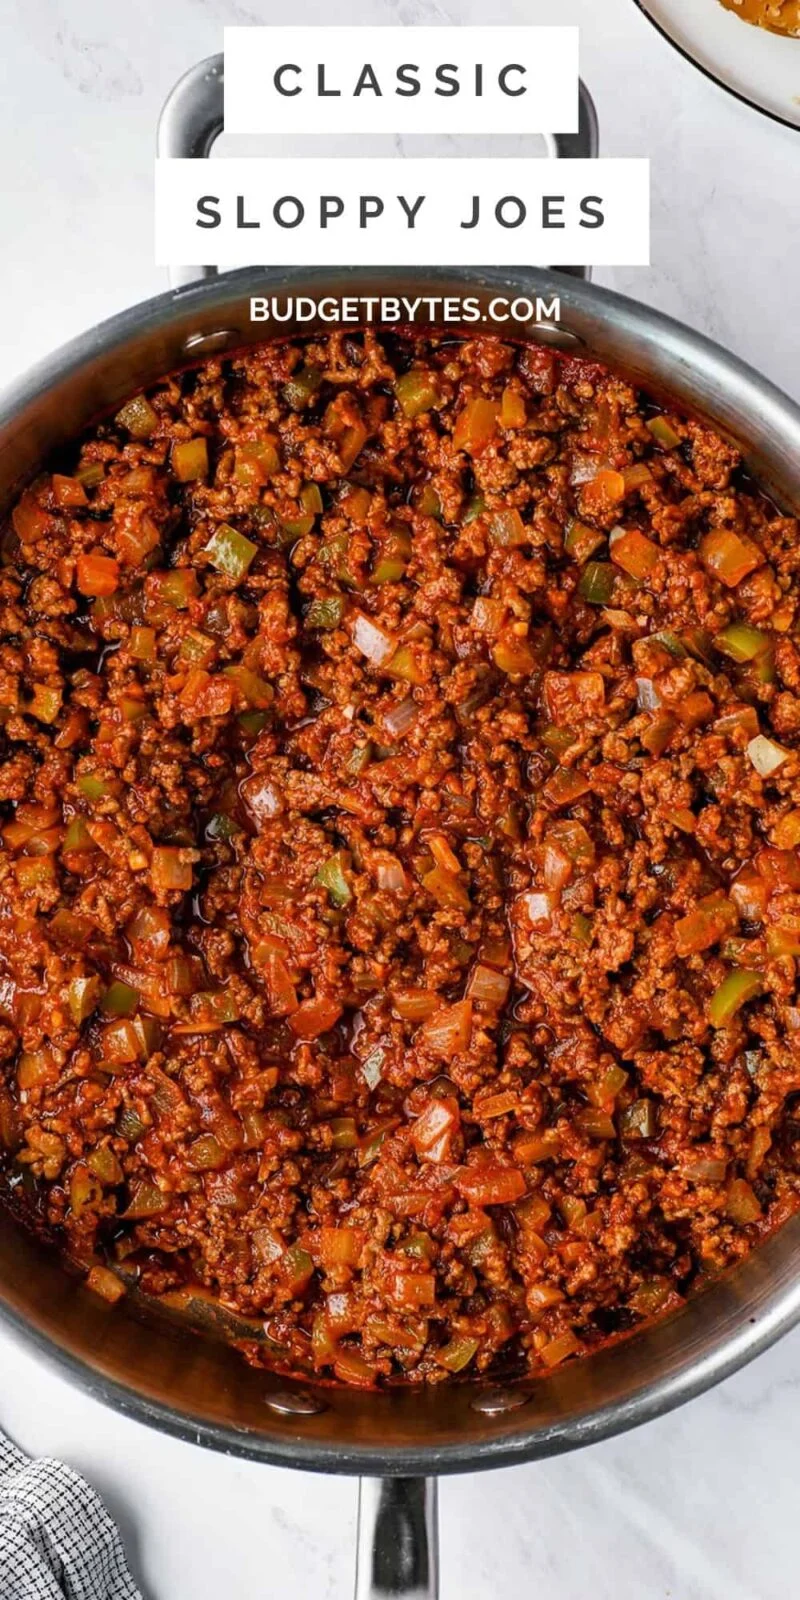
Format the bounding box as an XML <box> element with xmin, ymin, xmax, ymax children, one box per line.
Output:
<box><xmin>252</xmin><ymin>1225</ymin><xmax>284</xmax><ymax>1265</ymax></box>
<box><xmin>683</xmin><ymin>1156</ymin><xmax>727</xmax><ymax>1183</ymax></box>
<box><xmin>575</xmin><ymin>1108</ymin><xmax>616</xmax><ymax>1139</ymax></box>
<box><xmin>636</xmin><ymin>677</ymin><xmax>661</xmax><ymax>712</ymax></box>
<box><xmin>472</xmin><ymin>596</ymin><xmax>504</xmax><ymax>636</ymax></box>
<box><xmin>375</xmin><ymin>855</ymin><xmax>407</xmax><ymax>892</ymax></box>
<box><xmin>526</xmin><ymin>1282</ymin><xmax>564</xmax><ymax>1310</ymax></box>
<box><xmin>436</xmin><ymin>1336</ymin><xmax>480</xmax><ymax>1373</ymax></box>
<box><xmin>421</xmin><ymin>863</ymin><xmax>470</xmax><ymax>910</ymax></box>
<box><xmin>726</xmin><ymin>1178</ymin><xmax>761</xmax><ymax>1224</ymax></box>
<box><xmin>623</xmin><ymin>463</ymin><xmax>653</xmax><ymax>491</ymax></box>
<box><xmin>384</xmin><ymin>696</ymin><xmax>417</xmax><ymax>738</ymax></box>
<box><xmin>410</xmin><ymin>1096</ymin><xmax>461</xmax><ymax>1163</ymax></box>
<box><xmin>418</xmin><ymin>999</ymin><xmax>473</xmax><ymax>1057</ymax></box>
<box><xmin>543</xmin><ymin>842</ymin><xmax>572</xmax><ymax>892</ymax></box>
<box><xmin>602</xmin><ymin>608</ymin><xmax>636</xmax><ymax>630</ymax></box>
<box><xmin>540</xmin><ymin>1331</ymin><xmax>582</xmax><ymax>1369</ymax></box>
<box><xmin>361</xmin><ymin>1046</ymin><xmax>386</xmax><ymax>1089</ymax></box>
<box><xmin>481</xmin><ymin>937</ymin><xmax>511</xmax><ymax>967</ymax></box>
<box><xmin>242</xmin><ymin>773</ymin><xmax>283</xmax><ymax>822</ymax></box>
<box><xmin>646</xmin><ymin>415</ymin><xmax>681</xmax><ymax>449</ymax></box>
<box><xmin>86</xmin><ymin>1266</ymin><xmax>126</xmax><ymax>1304</ymax></box>
<box><xmin>427</xmin><ymin>833</ymin><xmax>462</xmax><ymax>875</ymax></box>
<box><xmin>489</xmin><ymin>508</ymin><xmax>527</xmax><ymax>548</ymax></box>
<box><xmin>747</xmin><ymin>734</ymin><xmax>789</xmax><ymax>777</ymax></box>
<box><xmin>392</xmin><ymin>988</ymin><xmax>440</xmax><ymax>1021</ymax></box>
<box><xmin>352</xmin><ymin>612</ymin><xmax>395</xmax><ymax>666</ymax></box>
<box><xmin>569</xmin><ymin>455</ymin><xmax>599</xmax><ymax>486</ymax></box>
<box><xmin>523</xmin><ymin>891</ymin><xmax>559</xmax><ymax>926</ymax></box>
<box><xmin>467</xmin><ymin>963</ymin><xmax>511</xmax><ymax>1006</ymax></box>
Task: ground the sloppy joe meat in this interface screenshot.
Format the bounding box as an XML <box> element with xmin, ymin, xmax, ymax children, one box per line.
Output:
<box><xmin>1</xmin><ymin>330</ymin><xmax>799</xmax><ymax>1387</ymax></box>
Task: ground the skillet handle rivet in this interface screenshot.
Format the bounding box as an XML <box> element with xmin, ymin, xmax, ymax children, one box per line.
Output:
<box><xmin>264</xmin><ymin>1388</ymin><xmax>327</xmax><ymax>1416</ymax></box>
<box><xmin>182</xmin><ymin>328</ymin><xmax>239</xmax><ymax>357</ymax></box>
<box><xmin>470</xmin><ymin>1387</ymin><xmax>530</xmax><ymax>1416</ymax></box>
<box><xmin>530</xmin><ymin>324</ymin><xmax>584</xmax><ymax>350</ymax></box>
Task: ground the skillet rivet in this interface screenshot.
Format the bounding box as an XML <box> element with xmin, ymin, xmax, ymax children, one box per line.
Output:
<box><xmin>182</xmin><ymin>328</ymin><xmax>239</xmax><ymax>356</ymax></box>
<box><xmin>530</xmin><ymin>325</ymin><xmax>583</xmax><ymax>350</ymax></box>
<box><xmin>264</xmin><ymin>1388</ymin><xmax>327</xmax><ymax>1416</ymax></box>
<box><xmin>470</xmin><ymin>1387</ymin><xmax>530</xmax><ymax>1416</ymax></box>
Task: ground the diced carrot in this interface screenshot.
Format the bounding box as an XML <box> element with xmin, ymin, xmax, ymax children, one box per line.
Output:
<box><xmin>476</xmin><ymin>1091</ymin><xmax>518</xmax><ymax>1119</ymax></box>
<box><xmin>500</xmin><ymin>386</ymin><xmax>527</xmax><ymax>429</ymax></box>
<box><xmin>456</xmin><ymin>1163</ymin><xmax>527</xmax><ymax>1207</ymax></box>
<box><xmin>578</xmin><ymin>468</ymin><xmax>626</xmax><ymax>520</ymax></box>
<box><xmin>52</xmin><ymin>474</ymin><xmax>88</xmax><ymax>509</ymax></box>
<box><xmin>700</xmin><ymin>529</ymin><xmax>764</xmax><ymax>588</ymax></box>
<box><xmin>12</xmin><ymin>492</ymin><xmax>51</xmax><ymax>543</ymax></box>
<box><xmin>76</xmin><ymin>551</ymin><xmax>120</xmax><ymax>597</ymax></box>
<box><xmin>317</xmin><ymin>1226</ymin><xmax>364</xmax><ymax>1271</ymax></box>
<box><xmin>730</xmin><ymin>867</ymin><xmax>769</xmax><ymax>922</ymax></box>
<box><xmin>543</xmin><ymin>671</ymin><xmax>605</xmax><ymax>723</ymax></box>
<box><xmin>99</xmin><ymin>1019</ymin><xmax>141</xmax><ymax>1066</ymax></box>
<box><xmin>151</xmin><ymin>846</ymin><xmax>196</xmax><ymax>893</ymax></box>
<box><xmin>675</xmin><ymin>892</ymin><xmax>738</xmax><ymax>957</ymax></box>
<box><xmin>289</xmin><ymin>995</ymin><xmax>343</xmax><ymax>1040</ymax></box>
<box><xmin>257</xmin><ymin>947</ymin><xmax>298</xmax><ymax>1016</ymax></box>
<box><xmin>609</xmin><ymin>527</ymin><xmax>660</xmax><ymax>580</ymax></box>
<box><xmin>674</xmin><ymin>691</ymin><xmax>714</xmax><ymax>729</ymax></box>
<box><xmin>452</xmin><ymin>397</ymin><xmax>499</xmax><ymax>456</ymax></box>
<box><xmin>179</xmin><ymin>670</ymin><xmax>235</xmax><ymax>719</ymax></box>
<box><xmin>384</xmin><ymin>1266</ymin><xmax>436</xmax><ymax>1312</ymax></box>
<box><xmin>116</xmin><ymin>513</ymin><xmax>161</xmax><ymax>566</ymax></box>
<box><xmin>755</xmin><ymin>846</ymin><xmax>800</xmax><ymax>892</ymax></box>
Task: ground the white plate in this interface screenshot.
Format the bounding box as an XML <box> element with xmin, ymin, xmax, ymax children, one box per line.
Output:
<box><xmin>635</xmin><ymin>0</ymin><xmax>800</xmax><ymax>129</ymax></box>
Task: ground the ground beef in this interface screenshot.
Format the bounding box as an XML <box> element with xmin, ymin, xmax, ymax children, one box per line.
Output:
<box><xmin>0</xmin><ymin>329</ymin><xmax>799</xmax><ymax>1388</ymax></box>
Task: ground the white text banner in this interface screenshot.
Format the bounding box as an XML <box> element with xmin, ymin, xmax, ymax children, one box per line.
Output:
<box><xmin>154</xmin><ymin>157</ymin><xmax>650</xmax><ymax>269</ymax></box>
<box><xmin>223</xmin><ymin>26</ymin><xmax>580</xmax><ymax>136</ymax></box>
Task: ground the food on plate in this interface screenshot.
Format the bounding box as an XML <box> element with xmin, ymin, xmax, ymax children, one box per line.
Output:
<box><xmin>717</xmin><ymin>0</ymin><xmax>800</xmax><ymax>36</ymax></box>
<box><xmin>1</xmin><ymin>330</ymin><xmax>800</xmax><ymax>1388</ymax></box>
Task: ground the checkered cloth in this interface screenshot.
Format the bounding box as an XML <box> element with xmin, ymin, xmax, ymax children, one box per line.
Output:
<box><xmin>0</xmin><ymin>1433</ymin><xmax>141</xmax><ymax>1598</ymax></box>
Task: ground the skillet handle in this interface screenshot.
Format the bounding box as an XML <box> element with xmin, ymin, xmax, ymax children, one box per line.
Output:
<box><xmin>549</xmin><ymin>79</ymin><xmax>599</xmax><ymax>281</ymax></box>
<box><xmin>157</xmin><ymin>54</ymin><xmax>598</xmax><ymax>289</ymax></box>
<box><xmin>355</xmin><ymin>1478</ymin><xmax>438</xmax><ymax>1600</ymax></box>
<box><xmin>157</xmin><ymin>55</ymin><xmax>224</xmax><ymax>290</ymax></box>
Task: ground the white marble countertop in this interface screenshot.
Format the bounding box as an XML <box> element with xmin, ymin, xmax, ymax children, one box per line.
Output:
<box><xmin>1</xmin><ymin>1</ymin><xmax>799</xmax><ymax>1596</ymax></box>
